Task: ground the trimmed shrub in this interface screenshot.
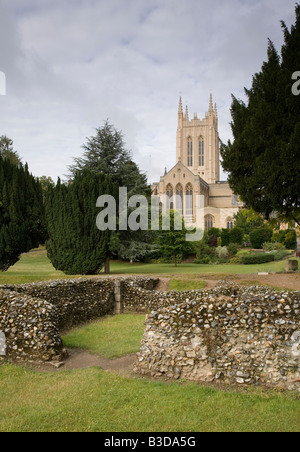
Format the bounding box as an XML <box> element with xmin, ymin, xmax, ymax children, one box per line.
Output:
<box><xmin>250</xmin><ymin>228</ymin><xmax>273</xmax><ymax>249</ymax></box>
<box><xmin>230</xmin><ymin>256</ymin><xmax>242</xmax><ymax>264</ymax></box>
<box><xmin>229</xmin><ymin>227</ymin><xmax>244</xmax><ymax>245</ymax></box>
<box><xmin>227</xmin><ymin>243</ymin><xmax>240</xmax><ymax>257</ymax></box>
<box><xmin>242</xmin><ymin>253</ymin><xmax>275</xmax><ymax>265</ymax></box>
<box><xmin>221</xmin><ymin>228</ymin><xmax>230</xmax><ymax>246</ymax></box>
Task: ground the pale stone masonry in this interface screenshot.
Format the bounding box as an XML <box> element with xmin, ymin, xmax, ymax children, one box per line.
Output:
<box><xmin>133</xmin><ymin>282</ymin><xmax>300</xmax><ymax>392</ymax></box>
<box><xmin>152</xmin><ymin>95</ymin><xmax>242</xmax><ymax>229</ymax></box>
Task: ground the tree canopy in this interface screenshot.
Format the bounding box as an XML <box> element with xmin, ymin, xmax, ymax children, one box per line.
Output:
<box><xmin>68</xmin><ymin>120</ymin><xmax>151</xmax><ymax>198</ymax></box>
<box><xmin>68</xmin><ymin>120</ymin><xmax>155</xmax><ymax>264</ymax></box>
<box><xmin>221</xmin><ymin>4</ymin><xmax>300</xmax><ymax>225</ymax></box>
<box><xmin>46</xmin><ymin>171</ymin><xmax>116</xmax><ymax>275</ymax></box>
<box><xmin>0</xmin><ymin>157</ymin><xmax>45</xmax><ymax>271</ymax></box>
<box><xmin>0</xmin><ymin>136</ymin><xmax>22</xmax><ymax>167</ymax></box>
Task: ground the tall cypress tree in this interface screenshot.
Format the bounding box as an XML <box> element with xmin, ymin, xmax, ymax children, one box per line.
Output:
<box><xmin>221</xmin><ymin>5</ymin><xmax>300</xmax><ymax>225</ymax></box>
<box><xmin>0</xmin><ymin>157</ymin><xmax>45</xmax><ymax>271</ymax></box>
<box><xmin>46</xmin><ymin>171</ymin><xmax>115</xmax><ymax>275</ymax></box>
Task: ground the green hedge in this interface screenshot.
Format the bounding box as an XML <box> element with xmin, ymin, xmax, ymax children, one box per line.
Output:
<box><xmin>242</xmin><ymin>253</ymin><xmax>275</xmax><ymax>265</ymax></box>
<box><xmin>241</xmin><ymin>249</ymin><xmax>290</xmax><ymax>265</ymax></box>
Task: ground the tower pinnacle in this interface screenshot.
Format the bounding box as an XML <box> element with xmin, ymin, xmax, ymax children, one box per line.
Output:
<box><xmin>209</xmin><ymin>93</ymin><xmax>213</xmax><ymax>114</ymax></box>
<box><xmin>185</xmin><ymin>104</ymin><xmax>189</xmax><ymax>120</ymax></box>
<box><xmin>178</xmin><ymin>96</ymin><xmax>183</xmax><ymax>114</ymax></box>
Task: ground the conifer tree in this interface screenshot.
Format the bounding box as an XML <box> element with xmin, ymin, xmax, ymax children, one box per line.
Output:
<box><xmin>68</xmin><ymin>120</ymin><xmax>150</xmax><ymax>198</ymax></box>
<box><xmin>221</xmin><ymin>5</ymin><xmax>300</xmax><ymax>225</ymax></box>
<box><xmin>46</xmin><ymin>171</ymin><xmax>115</xmax><ymax>275</ymax></box>
<box><xmin>68</xmin><ymin>120</ymin><xmax>155</xmax><ymax>263</ymax></box>
<box><xmin>0</xmin><ymin>157</ymin><xmax>45</xmax><ymax>271</ymax></box>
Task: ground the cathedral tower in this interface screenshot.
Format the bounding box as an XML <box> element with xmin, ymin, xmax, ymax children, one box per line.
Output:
<box><xmin>176</xmin><ymin>94</ymin><xmax>220</xmax><ymax>184</ymax></box>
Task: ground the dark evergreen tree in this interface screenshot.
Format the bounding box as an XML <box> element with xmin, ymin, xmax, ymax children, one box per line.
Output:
<box><xmin>221</xmin><ymin>5</ymin><xmax>300</xmax><ymax>225</ymax></box>
<box><xmin>46</xmin><ymin>171</ymin><xmax>116</xmax><ymax>275</ymax></box>
<box><xmin>0</xmin><ymin>157</ymin><xmax>45</xmax><ymax>271</ymax></box>
<box><xmin>68</xmin><ymin>120</ymin><xmax>151</xmax><ymax>198</ymax></box>
<box><xmin>68</xmin><ymin>120</ymin><xmax>155</xmax><ymax>264</ymax></box>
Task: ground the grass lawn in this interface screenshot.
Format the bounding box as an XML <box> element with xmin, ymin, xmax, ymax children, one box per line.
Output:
<box><xmin>0</xmin><ymin>248</ymin><xmax>74</xmax><ymax>285</ymax></box>
<box><xmin>63</xmin><ymin>314</ymin><xmax>146</xmax><ymax>359</ymax></box>
<box><xmin>168</xmin><ymin>278</ymin><xmax>207</xmax><ymax>291</ymax></box>
<box><xmin>0</xmin><ymin>363</ymin><xmax>299</xmax><ymax>432</ymax></box>
<box><xmin>110</xmin><ymin>259</ymin><xmax>300</xmax><ymax>275</ymax></box>
<box><xmin>1</xmin><ymin>312</ymin><xmax>299</xmax><ymax>432</ymax></box>
<box><xmin>0</xmin><ymin>252</ymin><xmax>300</xmax><ymax>432</ymax></box>
<box><xmin>1</xmin><ymin>248</ymin><xmax>299</xmax><ymax>285</ymax></box>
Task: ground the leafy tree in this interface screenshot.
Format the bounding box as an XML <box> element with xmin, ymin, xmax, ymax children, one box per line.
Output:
<box><xmin>46</xmin><ymin>171</ymin><xmax>116</xmax><ymax>275</ymax></box>
<box><xmin>221</xmin><ymin>5</ymin><xmax>300</xmax><ymax>225</ymax></box>
<box><xmin>157</xmin><ymin>210</ymin><xmax>193</xmax><ymax>266</ymax></box>
<box><xmin>0</xmin><ymin>158</ymin><xmax>45</xmax><ymax>271</ymax></box>
<box><xmin>284</xmin><ymin>229</ymin><xmax>297</xmax><ymax>249</ymax></box>
<box><xmin>233</xmin><ymin>208</ymin><xmax>265</xmax><ymax>235</ymax></box>
<box><xmin>0</xmin><ymin>136</ymin><xmax>22</xmax><ymax>167</ymax></box>
<box><xmin>38</xmin><ymin>176</ymin><xmax>55</xmax><ymax>199</ymax></box>
<box><xmin>273</xmin><ymin>228</ymin><xmax>297</xmax><ymax>249</ymax></box>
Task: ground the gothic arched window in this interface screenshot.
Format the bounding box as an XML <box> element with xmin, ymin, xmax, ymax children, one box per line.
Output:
<box><xmin>199</xmin><ymin>138</ymin><xmax>204</xmax><ymax>166</ymax></box>
<box><xmin>185</xmin><ymin>183</ymin><xmax>193</xmax><ymax>216</ymax></box>
<box><xmin>205</xmin><ymin>214</ymin><xmax>214</xmax><ymax>231</ymax></box>
<box><xmin>166</xmin><ymin>184</ymin><xmax>173</xmax><ymax>210</ymax></box>
<box><xmin>226</xmin><ymin>217</ymin><xmax>234</xmax><ymax>230</ymax></box>
<box><xmin>176</xmin><ymin>183</ymin><xmax>183</xmax><ymax>214</ymax></box>
<box><xmin>187</xmin><ymin>138</ymin><xmax>193</xmax><ymax>167</ymax></box>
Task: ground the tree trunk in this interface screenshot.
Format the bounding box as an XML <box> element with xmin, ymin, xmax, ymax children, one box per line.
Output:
<box><xmin>104</xmin><ymin>257</ymin><xmax>110</xmax><ymax>274</ymax></box>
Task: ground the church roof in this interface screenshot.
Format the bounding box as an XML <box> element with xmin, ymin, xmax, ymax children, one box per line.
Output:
<box><xmin>161</xmin><ymin>160</ymin><xmax>209</xmax><ymax>189</ymax></box>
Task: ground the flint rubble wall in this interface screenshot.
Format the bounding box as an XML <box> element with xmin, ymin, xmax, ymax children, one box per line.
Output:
<box><xmin>0</xmin><ymin>277</ymin><xmax>157</xmax><ymax>362</ymax></box>
<box><xmin>133</xmin><ymin>282</ymin><xmax>300</xmax><ymax>392</ymax></box>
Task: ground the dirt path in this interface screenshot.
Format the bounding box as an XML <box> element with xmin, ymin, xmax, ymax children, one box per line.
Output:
<box><xmin>32</xmin><ymin>348</ymin><xmax>136</xmax><ymax>376</ymax></box>
<box><xmin>150</xmin><ymin>273</ymin><xmax>300</xmax><ymax>291</ymax></box>
<box><xmin>220</xmin><ymin>273</ymin><xmax>300</xmax><ymax>291</ymax></box>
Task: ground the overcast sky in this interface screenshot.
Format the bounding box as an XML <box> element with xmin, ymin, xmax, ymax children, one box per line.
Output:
<box><xmin>0</xmin><ymin>0</ymin><xmax>297</xmax><ymax>183</ymax></box>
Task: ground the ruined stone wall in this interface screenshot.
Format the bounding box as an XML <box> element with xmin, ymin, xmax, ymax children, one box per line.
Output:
<box><xmin>0</xmin><ymin>288</ymin><xmax>63</xmax><ymax>361</ymax></box>
<box><xmin>0</xmin><ymin>277</ymin><xmax>158</xmax><ymax>362</ymax></box>
<box><xmin>4</xmin><ymin>279</ymin><xmax>115</xmax><ymax>331</ymax></box>
<box><xmin>134</xmin><ymin>283</ymin><xmax>300</xmax><ymax>392</ymax></box>
<box><xmin>0</xmin><ymin>278</ymin><xmax>116</xmax><ymax>362</ymax></box>
<box><xmin>121</xmin><ymin>278</ymin><xmax>233</xmax><ymax>312</ymax></box>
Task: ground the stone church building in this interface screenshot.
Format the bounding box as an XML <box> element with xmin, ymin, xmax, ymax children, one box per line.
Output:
<box><xmin>152</xmin><ymin>95</ymin><xmax>242</xmax><ymax>230</ymax></box>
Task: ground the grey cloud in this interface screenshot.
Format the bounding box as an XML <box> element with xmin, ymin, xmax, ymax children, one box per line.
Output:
<box><xmin>0</xmin><ymin>0</ymin><xmax>297</xmax><ymax>182</ymax></box>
